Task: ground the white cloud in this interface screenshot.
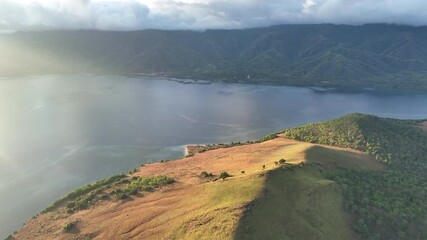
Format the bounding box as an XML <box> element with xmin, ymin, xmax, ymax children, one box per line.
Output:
<box><xmin>89</xmin><ymin>1</ymin><xmax>150</xmax><ymax>30</ymax></box>
<box><xmin>0</xmin><ymin>0</ymin><xmax>427</xmax><ymax>31</ymax></box>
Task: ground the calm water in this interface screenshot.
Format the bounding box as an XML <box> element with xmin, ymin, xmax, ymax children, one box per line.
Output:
<box><xmin>1</xmin><ymin>75</ymin><xmax>427</xmax><ymax>237</ymax></box>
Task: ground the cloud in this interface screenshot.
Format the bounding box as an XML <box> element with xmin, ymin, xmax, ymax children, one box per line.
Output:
<box><xmin>0</xmin><ymin>0</ymin><xmax>427</xmax><ymax>31</ymax></box>
<box><xmin>89</xmin><ymin>1</ymin><xmax>150</xmax><ymax>30</ymax></box>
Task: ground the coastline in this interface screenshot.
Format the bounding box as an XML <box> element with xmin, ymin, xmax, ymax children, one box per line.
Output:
<box><xmin>184</xmin><ymin>144</ymin><xmax>209</xmax><ymax>157</ymax></box>
<box><xmin>2</xmin><ymin>72</ymin><xmax>427</xmax><ymax>93</ymax></box>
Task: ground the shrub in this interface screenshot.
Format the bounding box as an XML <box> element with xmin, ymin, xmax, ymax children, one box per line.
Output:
<box><xmin>99</xmin><ymin>194</ymin><xmax>109</xmax><ymax>200</ymax></box>
<box><xmin>42</xmin><ymin>174</ymin><xmax>126</xmax><ymax>213</ymax></box>
<box><xmin>219</xmin><ymin>172</ymin><xmax>231</xmax><ymax>180</ymax></box>
<box><xmin>284</xmin><ymin>165</ymin><xmax>296</xmax><ymax>171</ymax></box>
<box><xmin>199</xmin><ymin>171</ymin><xmax>213</xmax><ymax>178</ymax></box>
<box><xmin>262</xmin><ymin>165</ymin><xmax>266</xmax><ymax>169</ymax></box>
<box><xmin>127</xmin><ymin>188</ymin><xmax>138</xmax><ymax>195</ymax></box>
<box><xmin>279</xmin><ymin>159</ymin><xmax>286</xmax><ymax>164</ymax></box>
<box><xmin>140</xmin><ymin>186</ymin><xmax>153</xmax><ymax>191</ymax></box>
<box><xmin>241</xmin><ymin>170</ymin><xmax>245</xmax><ymax>174</ymax></box>
<box><xmin>66</xmin><ymin>202</ymin><xmax>75</xmax><ymax>209</ymax></box>
<box><xmin>46</xmin><ymin>175</ymin><xmax>175</xmax><ymax>215</ymax></box>
<box><xmin>63</xmin><ymin>221</ymin><xmax>76</xmax><ymax>232</ymax></box>
<box><xmin>256</xmin><ymin>133</ymin><xmax>278</xmax><ymax>143</ymax></box>
<box><xmin>113</xmin><ymin>191</ymin><xmax>128</xmax><ymax>200</ymax></box>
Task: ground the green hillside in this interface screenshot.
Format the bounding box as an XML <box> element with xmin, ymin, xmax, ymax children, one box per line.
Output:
<box><xmin>2</xmin><ymin>24</ymin><xmax>427</xmax><ymax>90</ymax></box>
<box><xmin>236</xmin><ymin>148</ymin><xmax>359</xmax><ymax>240</ymax></box>
<box><xmin>283</xmin><ymin>114</ymin><xmax>427</xmax><ymax>239</ymax></box>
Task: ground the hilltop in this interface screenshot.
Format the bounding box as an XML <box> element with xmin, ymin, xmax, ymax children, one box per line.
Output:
<box><xmin>9</xmin><ymin>114</ymin><xmax>427</xmax><ymax>240</ymax></box>
<box><xmin>283</xmin><ymin>113</ymin><xmax>427</xmax><ymax>239</ymax></box>
<box><xmin>2</xmin><ymin>24</ymin><xmax>427</xmax><ymax>91</ymax></box>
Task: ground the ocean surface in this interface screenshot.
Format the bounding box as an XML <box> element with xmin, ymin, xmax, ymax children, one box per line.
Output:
<box><xmin>1</xmin><ymin>74</ymin><xmax>427</xmax><ymax>238</ymax></box>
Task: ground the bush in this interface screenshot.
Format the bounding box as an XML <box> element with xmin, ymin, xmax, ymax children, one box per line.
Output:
<box><xmin>127</xmin><ymin>188</ymin><xmax>138</xmax><ymax>195</ymax></box>
<box><xmin>43</xmin><ymin>174</ymin><xmax>126</xmax><ymax>213</ymax></box>
<box><xmin>241</xmin><ymin>170</ymin><xmax>245</xmax><ymax>174</ymax></box>
<box><xmin>63</xmin><ymin>221</ymin><xmax>76</xmax><ymax>232</ymax></box>
<box><xmin>199</xmin><ymin>171</ymin><xmax>213</xmax><ymax>178</ymax></box>
<box><xmin>5</xmin><ymin>234</ymin><xmax>14</xmax><ymax>240</ymax></box>
<box><xmin>256</xmin><ymin>133</ymin><xmax>278</xmax><ymax>143</ymax></box>
<box><xmin>284</xmin><ymin>165</ymin><xmax>296</xmax><ymax>171</ymax></box>
<box><xmin>60</xmin><ymin>175</ymin><xmax>175</xmax><ymax>213</ymax></box>
<box><xmin>112</xmin><ymin>191</ymin><xmax>128</xmax><ymax>200</ymax></box>
<box><xmin>279</xmin><ymin>159</ymin><xmax>286</xmax><ymax>164</ymax></box>
<box><xmin>219</xmin><ymin>172</ymin><xmax>231</xmax><ymax>180</ymax></box>
<box><xmin>66</xmin><ymin>202</ymin><xmax>75</xmax><ymax>209</ymax></box>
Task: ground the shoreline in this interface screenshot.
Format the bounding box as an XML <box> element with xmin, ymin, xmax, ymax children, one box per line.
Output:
<box><xmin>184</xmin><ymin>144</ymin><xmax>210</xmax><ymax>157</ymax></box>
<box><xmin>2</xmin><ymin>72</ymin><xmax>427</xmax><ymax>93</ymax></box>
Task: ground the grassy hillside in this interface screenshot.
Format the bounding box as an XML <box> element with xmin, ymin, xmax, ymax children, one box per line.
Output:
<box><xmin>12</xmin><ymin>135</ymin><xmax>377</xmax><ymax>240</ymax></box>
<box><xmin>235</xmin><ymin>145</ymin><xmax>382</xmax><ymax>240</ymax></box>
<box><xmin>284</xmin><ymin>113</ymin><xmax>427</xmax><ymax>239</ymax></box>
<box><xmin>2</xmin><ymin>24</ymin><xmax>427</xmax><ymax>90</ymax></box>
<box><xmin>10</xmin><ymin>114</ymin><xmax>427</xmax><ymax>240</ymax></box>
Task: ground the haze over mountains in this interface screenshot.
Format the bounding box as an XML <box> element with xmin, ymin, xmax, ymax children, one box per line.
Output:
<box><xmin>2</xmin><ymin>24</ymin><xmax>427</xmax><ymax>90</ymax></box>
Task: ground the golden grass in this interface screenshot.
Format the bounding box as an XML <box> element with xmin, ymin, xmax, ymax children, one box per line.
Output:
<box><xmin>234</xmin><ymin>145</ymin><xmax>382</xmax><ymax>240</ymax></box>
<box><xmin>14</xmin><ymin>137</ymin><xmax>380</xmax><ymax>240</ymax></box>
<box><xmin>170</xmin><ymin>176</ymin><xmax>265</xmax><ymax>240</ymax></box>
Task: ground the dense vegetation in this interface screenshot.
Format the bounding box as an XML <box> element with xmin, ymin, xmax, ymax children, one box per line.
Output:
<box><xmin>43</xmin><ymin>174</ymin><xmax>174</xmax><ymax>214</ymax></box>
<box><xmin>283</xmin><ymin>113</ymin><xmax>427</xmax><ymax>239</ymax></box>
<box><xmin>3</xmin><ymin>24</ymin><xmax>427</xmax><ymax>91</ymax></box>
<box><xmin>42</xmin><ymin>174</ymin><xmax>127</xmax><ymax>213</ymax></box>
<box><xmin>63</xmin><ymin>221</ymin><xmax>76</xmax><ymax>233</ymax></box>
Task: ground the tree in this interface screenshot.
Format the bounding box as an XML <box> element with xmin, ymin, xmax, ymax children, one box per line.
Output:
<box><xmin>219</xmin><ymin>172</ymin><xmax>231</xmax><ymax>180</ymax></box>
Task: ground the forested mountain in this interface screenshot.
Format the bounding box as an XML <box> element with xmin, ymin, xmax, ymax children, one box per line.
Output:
<box><xmin>2</xmin><ymin>24</ymin><xmax>427</xmax><ymax>90</ymax></box>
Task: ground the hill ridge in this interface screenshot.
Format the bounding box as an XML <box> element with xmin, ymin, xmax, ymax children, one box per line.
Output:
<box><xmin>2</xmin><ymin>24</ymin><xmax>427</xmax><ymax>91</ymax></box>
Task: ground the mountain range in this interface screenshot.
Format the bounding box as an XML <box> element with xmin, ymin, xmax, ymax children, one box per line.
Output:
<box><xmin>2</xmin><ymin>24</ymin><xmax>427</xmax><ymax>90</ymax></box>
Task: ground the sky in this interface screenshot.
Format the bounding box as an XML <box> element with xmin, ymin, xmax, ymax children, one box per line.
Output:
<box><xmin>0</xmin><ymin>0</ymin><xmax>427</xmax><ymax>31</ymax></box>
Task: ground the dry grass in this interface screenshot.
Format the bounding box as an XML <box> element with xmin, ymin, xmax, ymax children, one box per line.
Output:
<box><xmin>14</xmin><ymin>137</ymin><xmax>379</xmax><ymax>240</ymax></box>
<box><xmin>420</xmin><ymin>121</ymin><xmax>427</xmax><ymax>132</ymax></box>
